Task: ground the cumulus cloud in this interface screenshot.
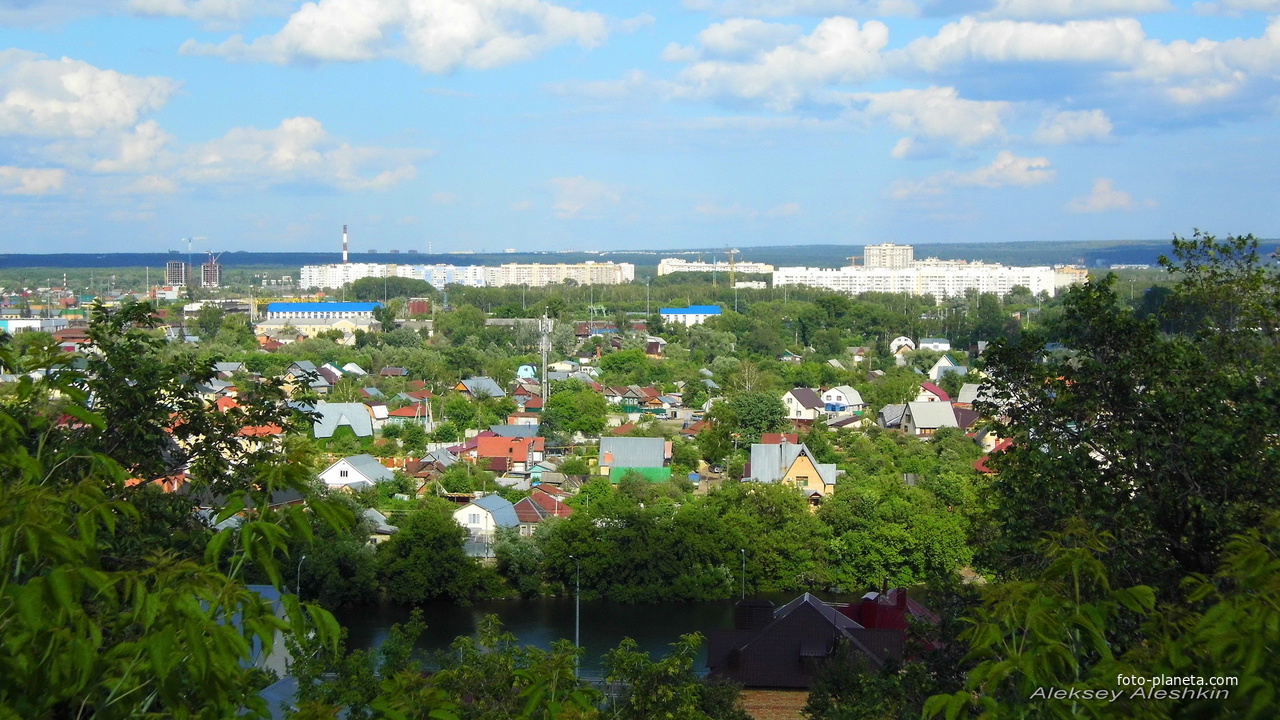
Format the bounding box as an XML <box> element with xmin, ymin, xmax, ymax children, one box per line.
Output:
<box><xmin>550</xmin><ymin>176</ymin><xmax>621</xmax><ymax>219</ymax></box>
<box><xmin>1065</xmin><ymin>177</ymin><xmax>1153</xmax><ymax>212</ymax></box>
<box><xmin>673</xmin><ymin>16</ymin><xmax>890</xmax><ymax>110</ymax></box>
<box><xmin>1032</xmin><ymin>109</ymin><xmax>1113</xmax><ymax>144</ymax></box>
<box><xmin>0</xmin><ymin>50</ymin><xmax>178</xmax><ymax>138</ymax></box>
<box><xmin>181</xmin><ymin>0</ymin><xmax>609</xmax><ymax>73</ymax></box>
<box><xmin>682</xmin><ymin>0</ymin><xmax>921</xmax><ymax>16</ymax></box>
<box><xmin>982</xmin><ymin>0</ymin><xmax>1172</xmax><ymax>19</ymax></box>
<box><xmin>0</xmin><ymin>165</ymin><xmax>65</xmax><ymax>195</ymax></box>
<box><xmin>92</xmin><ymin>120</ymin><xmax>173</xmax><ymax>173</ymax></box>
<box><xmin>890</xmin><ymin>150</ymin><xmax>1054</xmax><ymax>198</ymax></box>
<box><xmin>849</xmin><ymin>86</ymin><xmax>1010</xmax><ymax>149</ymax></box>
<box><xmin>183</xmin><ymin>117</ymin><xmax>424</xmax><ymax>191</ymax></box>
<box><xmin>893</xmin><ymin>17</ymin><xmax>1148</xmax><ymax>72</ymax></box>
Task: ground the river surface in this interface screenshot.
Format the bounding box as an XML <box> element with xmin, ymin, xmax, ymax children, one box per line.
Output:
<box><xmin>335</xmin><ymin>591</ymin><xmax>861</xmax><ymax>678</ymax></box>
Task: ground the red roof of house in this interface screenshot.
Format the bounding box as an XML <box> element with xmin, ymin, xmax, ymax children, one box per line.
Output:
<box><xmin>408</xmin><ymin>380</ymin><xmax>428</xmax><ymax>390</ymax></box>
<box><xmin>920</xmin><ymin>382</ymin><xmax>951</xmax><ymax>402</ymax></box>
<box><xmin>681</xmin><ymin>419</ymin><xmax>709</xmax><ymax>437</ymax></box>
<box><xmin>389</xmin><ymin>405</ymin><xmax>429</xmax><ymax>418</ymax></box>
<box><xmin>404</xmin><ymin>389</ymin><xmax>433</xmax><ymax>400</ymax></box>
<box><xmin>974</xmin><ymin>438</ymin><xmax>1013</xmax><ymax>473</ymax></box>
<box><xmin>530</xmin><ymin>487</ymin><xmax>573</xmax><ymax>518</ymax></box>
<box><xmin>761</xmin><ymin>432</ymin><xmax>800</xmax><ymax>445</ymax></box>
<box><xmin>524</xmin><ymin>396</ymin><xmax>544</xmax><ymax>409</ymax></box>
<box><xmin>612</xmin><ymin>422</ymin><xmax>636</xmax><ymax>436</ymax></box>
<box><xmin>513</xmin><ymin>496</ymin><xmax>546</xmax><ymax>523</ymax></box>
<box><xmin>476</xmin><ymin>436</ymin><xmax>545</xmax><ymax>462</ymax></box>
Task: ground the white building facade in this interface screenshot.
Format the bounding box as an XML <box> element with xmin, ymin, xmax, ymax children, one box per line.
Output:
<box><xmin>657</xmin><ymin>258</ymin><xmax>776</xmax><ymax>276</ymax></box>
<box><xmin>773</xmin><ymin>260</ymin><xmax>1072</xmax><ymax>300</ymax></box>
<box><xmin>300</xmin><ymin>261</ymin><xmax>635</xmax><ymax>290</ymax></box>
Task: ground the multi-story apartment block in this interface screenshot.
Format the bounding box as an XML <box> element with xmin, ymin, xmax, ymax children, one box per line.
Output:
<box><xmin>299</xmin><ymin>261</ymin><xmax>635</xmax><ymax>290</ymax></box>
<box><xmin>656</xmin><ymin>258</ymin><xmax>775</xmax><ymax>276</ymax></box>
<box><xmin>862</xmin><ymin>243</ymin><xmax>914</xmax><ymax>269</ymax></box>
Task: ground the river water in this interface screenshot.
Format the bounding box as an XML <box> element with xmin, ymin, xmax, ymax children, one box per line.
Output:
<box><xmin>336</xmin><ymin>591</ymin><xmax>860</xmax><ymax>678</ymax></box>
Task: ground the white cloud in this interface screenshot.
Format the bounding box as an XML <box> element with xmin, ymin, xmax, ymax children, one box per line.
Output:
<box><xmin>983</xmin><ymin>0</ymin><xmax>1172</xmax><ymax>20</ymax></box>
<box><xmin>122</xmin><ymin>174</ymin><xmax>180</xmax><ymax>194</ymax></box>
<box><xmin>697</xmin><ymin>18</ymin><xmax>805</xmax><ymax>60</ymax></box>
<box><xmin>849</xmin><ymin>86</ymin><xmax>1010</xmax><ymax>149</ymax></box>
<box><xmin>430</xmin><ymin>191</ymin><xmax>459</xmax><ymax>204</ymax></box>
<box><xmin>673</xmin><ymin>16</ymin><xmax>890</xmax><ymax>110</ymax></box>
<box><xmin>1065</xmin><ymin>178</ymin><xmax>1153</xmax><ymax>212</ymax></box>
<box><xmin>682</xmin><ymin>0</ymin><xmax>921</xmax><ymax>17</ymax></box>
<box><xmin>0</xmin><ymin>165</ymin><xmax>65</xmax><ymax>195</ymax></box>
<box><xmin>0</xmin><ymin>50</ymin><xmax>178</xmax><ymax>138</ymax></box>
<box><xmin>550</xmin><ymin>176</ymin><xmax>620</xmax><ymax>219</ymax></box>
<box><xmin>181</xmin><ymin>0</ymin><xmax>609</xmax><ymax>73</ymax></box>
<box><xmin>92</xmin><ymin>121</ymin><xmax>173</xmax><ymax>173</ymax></box>
<box><xmin>894</xmin><ymin>17</ymin><xmax>1148</xmax><ymax>72</ymax></box>
<box><xmin>890</xmin><ymin>150</ymin><xmax>1054</xmax><ymax>198</ymax></box>
<box><xmin>1032</xmin><ymin>109</ymin><xmax>1113</xmax><ymax>144</ymax></box>
<box><xmin>181</xmin><ymin>117</ymin><xmax>425</xmax><ymax>191</ymax></box>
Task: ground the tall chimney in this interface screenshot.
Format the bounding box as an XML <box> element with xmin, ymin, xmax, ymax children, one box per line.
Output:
<box><xmin>342</xmin><ymin>225</ymin><xmax>349</xmax><ymax>264</ymax></box>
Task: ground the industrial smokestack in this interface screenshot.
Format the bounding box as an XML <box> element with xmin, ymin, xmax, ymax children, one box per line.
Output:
<box><xmin>342</xmin><ymin>225</ymin><xmax>349</xmax><ymax>264</ymax></box>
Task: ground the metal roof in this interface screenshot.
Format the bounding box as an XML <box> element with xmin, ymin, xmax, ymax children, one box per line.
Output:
<box><xmin>461</xmin><ymin>376</ymin><xmax>506</xmax><ymax>398</ymax></box>
<box><xmin>905</xmin><ymin>401</ymin><xmax>959</xmax><ymax>430</ymax></box>
<box><xmin>472</xmin><ymin>494</ymin><xmax>519</xmax><ymax>527</ymax></box>
<box><xmin>267</xmin><ymin>302</ymin><xmax>382</xmax><ymax>313</ymax></box>
<box><xmin>599</xmin><ymin>436</ymin><xmax>667</xmax><ymax>468</ymax></box>
<box><xmin>312</xmin><ymin>402</ymin><xmax>374</xmax><ymax>438</ymax></box>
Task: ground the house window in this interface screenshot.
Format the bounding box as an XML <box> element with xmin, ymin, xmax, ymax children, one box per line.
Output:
<box><xmin>795</xmin><ymin>475</ymin><xmax>809</xmax><ymax>486</ymax></box>
<box><xmin>339</xmin><ymin>470</ymin><xmax>349</xmax><ymax>478</ymax></box>
<box><xmin>469</xmin><ymin>513</ymin><xmax>480</xmax><ymax>525</ymax></box>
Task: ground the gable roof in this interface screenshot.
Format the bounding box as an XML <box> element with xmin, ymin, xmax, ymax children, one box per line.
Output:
<box><xmin>459</xmin><ymin>376</ymin><xmax>506</xmax><ymax>398</ymax></box>
<box><xmin>476</xmin><ymin>436</ymin><xmax>544</xmax><ymax>462</ymax></box>
<box><xmin>324</xmin><ymin>454</ymin><xmax>394</xmax><ymax>483</ymax></box>
<box><xmin>471</xmin><ymin>494</ymin><xmax>519</xmax><ymax>527</ymax></box>
<box><xmin>956</xmin><ymin>383</ymin><xmax>983</xmax><ymax>404</ymax></box>
<box><xmin>660</xmin><ymin>305</ymin><xmax>721</xmax><ymax>315</ymax></box>
<box><xmin>878</xmin><ymin>404</ymin><xmax>907</xmax><ymax>428</ymax></box>
<box><xmin>489</xmin><ymin>424</ymin><xmax>539</xmax><ymax>438</ymax></box>
<box><xmin>312</xmin><ymin>402</ymin><xmax>374</xmax><ymax>438</ymax></box>
<box><xmin>905</xmin><ymin>401</ymin><xmax>959</xmax><ymax>430</ymax></box>
<box><xmin>919</xmin><ymin>382</ymin><xmax>950</xmax><ymax>402</ymax></box>
<box><xmin>826</xmin><ymin>385</ymin><xmax>864</xmax><ymax>405</ymax></box>
<box><xmin>785</xmin><ymin>387</ymin><xmax>824</xmax><ymax>409</ymax></box>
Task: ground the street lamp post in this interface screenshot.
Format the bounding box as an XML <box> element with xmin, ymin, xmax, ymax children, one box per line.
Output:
<box><xmin>740</xmin><ymin>549</ymin><xmax>746</xmax><ymax>600</ymax></box>
<box><xmin>296</xmin><ymin>554</ymin><xmax>307</xmax><ymax>597</ymax></box>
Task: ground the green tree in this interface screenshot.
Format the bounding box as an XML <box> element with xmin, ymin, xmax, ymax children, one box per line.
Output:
<box><xmin>604</xmin><ymin>635</ymin><xmax>751</xmax><ymax>720</ymax></box>
<box><xmin>377</xmin><ymin>500</ymin><xmax>481</xmax><ymax>603</ymax></box>
<box><xmin>0</xmin><ymin>310</ymin><xmax>344</xmax><ymax>719</ymax></box>
<box><xmin>541</xmin><ymin>380</ymin><xmax>608</xmax><ymax>437</ymax></box>
<box><xmin>726</xmin><ymin>391</ymin><xmax>787</xmax><ymax>442</ymax></box>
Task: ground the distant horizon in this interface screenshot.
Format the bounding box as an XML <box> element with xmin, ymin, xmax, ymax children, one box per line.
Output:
<box><xmin>2</xmin><ymin>2</ymin><xmax>1279</xmax><ymax>252</ymax></box>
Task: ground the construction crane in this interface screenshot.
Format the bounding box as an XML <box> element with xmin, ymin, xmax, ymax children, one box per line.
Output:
<box><xmin>848</xmin><ymin>255</ymin><xmax>863</xmax><ymax>267</ymax></box>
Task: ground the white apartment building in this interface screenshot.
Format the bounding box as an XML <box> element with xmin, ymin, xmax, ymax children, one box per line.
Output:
<box><xmin>774</xmin><ymin>260</ymin><xmax>1073</xmax><ymax>299</ymax></box>
<box><xmin>863</xmin><ymin>243</ymin><xmax>914</xmax><ymax>269</ymax></box>
<box><xmin>657</xmin><ymin>258</ymin><xmax>776</xmax><ymax>276</ymax></box>
<box><xmin>300</xmin><ymin>261</ymin><xmax>635</xmax><ymax>290</ymax></box>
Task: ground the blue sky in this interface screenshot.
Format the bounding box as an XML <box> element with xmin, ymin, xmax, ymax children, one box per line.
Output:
<box><xmin>1</xmin><ymin>0</ymin><xmax>1277</xmax><ymax>254</ymax></box>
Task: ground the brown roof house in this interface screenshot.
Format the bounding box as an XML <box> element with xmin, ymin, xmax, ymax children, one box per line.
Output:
<box><xmin>707</xmin><ymin>594</ymin><xmax>904</xmax><ymax>689</ymax></box>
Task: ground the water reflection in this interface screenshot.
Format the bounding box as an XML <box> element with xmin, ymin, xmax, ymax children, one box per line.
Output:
<box><xmin>336</xmin><ymin>591</ymin><xmax>859</xmax><ymax>678</ymax></box>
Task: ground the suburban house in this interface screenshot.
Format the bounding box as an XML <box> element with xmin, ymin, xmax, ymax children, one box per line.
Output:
<box><xmin>901</xmin><ymin>401</ymin><xmax>959</xmax><ymax>437</ymax></box>
<box><xmin>888</xmin><ymin>336</ymin><xmax>916</xmax><ymax>354</ymax></box>
<box><xmin>955</xmin><ymin>383</ymin><xmax>983</xmax><ymax>405</ymax></box>
<box><xmin>877</xmin><ymin>404</ymin><xmax>907</xmax><ymax>430</ymax></box>
<box><xmin>475</xmin><ymin>436</ymin><xmax>545</xmax><ymax>474</ymax></box>
<box><xmin>745</xmin><ymin>442</ymin><xmax>838</xmax><ymax>505</ymax></box>
<box><xmin>319</xmin><ymin>454</ymin><xmax>395</xmax><ymax>491</ymax></box>
<box><xmin>455</xmin><ymin>376</ymin><xmax>507</xmax><ymax>399</ymax></box>
<box><xmin>821</xmin><ymin>385</ymin><xmax>866</xmax><ymax>414</ymax></box>
<box><xmin>283</xmin><ymin>360</ymin><xmax>330</xmax><ymax>395</ymax></box>
<box><xmin>512</xmin><ymin>486</ymin><xmax>574</xmax><ymax>536</ymax></box>
<box><xmin>781</xmin><ymin>388</ymin><xmax>826</xmax><ymax>421</ymax></box>
<box><xmin>919</xmin><ymin>338</ymin><xmax>952</xmax><ymax>352</ymax></box>
<box><xmin>311</xmin><ymin>402</ymin><xmax>375</xmax><ymax>439</ymax></box>
<box><xmin>915</xmin><ymin>382</ymin><xmax>951</xmax><ymax>403</ymax></box>
<box><xmin>659</xmin><ymin>305</ymin><xmax>722</xmax><ymax>327</ymax></box>
<box><xmin>928</xmin><ymin>355</ymin><xmax>969</xmax><ymax>383</ymax></box>
<box><xmin>598</xmin><ymin>436</ymin><xmax>671</xmax><ymax>482</ymax></box>
<box><xmin>453</xmin><ymin>494</ymin><xmax>519</xmax><ymax>546</ymax></box>
<box><xmin>707</xmin><ymin>594</ymin><xmax>905</xmax><ymax>689</ymax></box>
